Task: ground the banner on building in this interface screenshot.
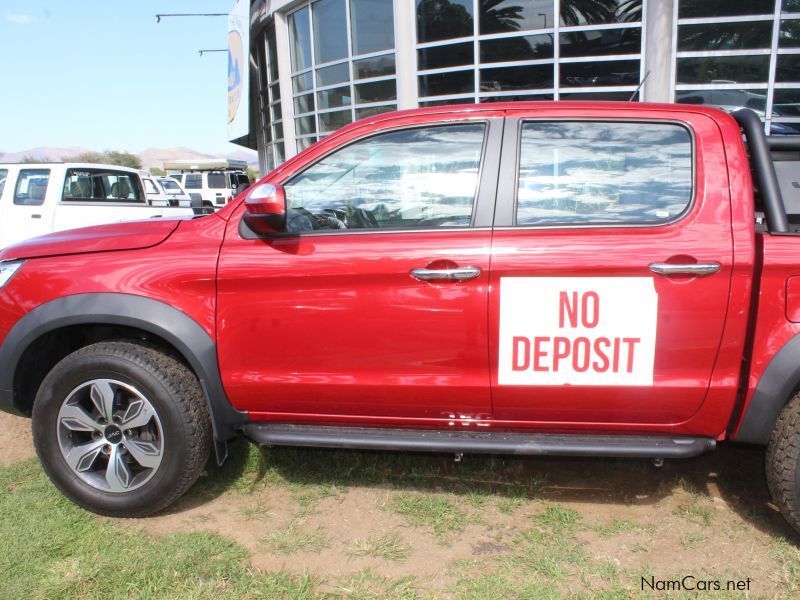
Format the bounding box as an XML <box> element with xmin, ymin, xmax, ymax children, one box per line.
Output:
<box><xmin>228</xmin><ymin>0</ymin><xmax>249</xmax><ymax>140</ymax></box>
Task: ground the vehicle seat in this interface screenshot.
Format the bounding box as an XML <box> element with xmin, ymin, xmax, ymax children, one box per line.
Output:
<box><xmin>70</xmin><ymin>178</ymin><xmax>92</xmax><ymax>199</ymax></box>
<box><xmin>110</xmin><ymin>179</ymin><xmax>132</xmax><ymax>199</ymax></box>
<box><xmin>27</xmin><ymin>180</ymin><xmax>47</xmax><ymax>204</ymax></box>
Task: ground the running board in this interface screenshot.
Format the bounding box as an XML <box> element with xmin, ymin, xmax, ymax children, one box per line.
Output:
<box><xmin>243</xmin><ymin>424</ymin><xmax>716</xmax><ymax>459</ymax></box>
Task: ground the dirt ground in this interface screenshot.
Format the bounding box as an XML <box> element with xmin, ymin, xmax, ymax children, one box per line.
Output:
<box><xmin>4</xmin><ymin>409</ymin><xmax>800</xmax><ymax>597</ymax></box>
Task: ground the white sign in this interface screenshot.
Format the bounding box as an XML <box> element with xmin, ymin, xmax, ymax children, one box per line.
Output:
<box><xmin>228</xmin><ymin>0</ymin><xmax>250</xmax><ymax>140</ymax></box>
<box><xmin>498</xmin><ymin>277</ymin><xmax>658</xmax><ymax>386</ymax></box>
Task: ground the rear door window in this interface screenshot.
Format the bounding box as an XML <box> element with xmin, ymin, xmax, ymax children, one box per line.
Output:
<box><xmin>516</xmin><ymin>121</ymin><xmax>693</xmax><ymax>226</ymax></box>
<box><xmin>184</xmin><ymin>174</ymin><xmax>202</xmax><ymax>189</ymax></box>
<box><xmin>14</xmin><ymin>169</ymin><xmax>50</xmax><ymax>206</ymax></box>
<box><xmin>62</xmin><ymin>168</ymin><xmax>145</xmax><ymax>203</ymax></box>
<box><xmin>207</xmin><ymin>172</ymin><xmax>226</xmax><ymax>189</ymax></box>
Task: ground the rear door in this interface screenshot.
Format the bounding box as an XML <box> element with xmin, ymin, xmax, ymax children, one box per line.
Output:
<box><xmin>217</xmin><ymin>112</ymin><xmax>503</xmax><ymax>422</ymax></box>
<box><xmin>489</xmin><ymin>108</ymin><xmax>733</xmax><ymax>427</ymax></box>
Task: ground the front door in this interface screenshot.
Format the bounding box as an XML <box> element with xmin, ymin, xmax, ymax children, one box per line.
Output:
<box><xmin>1</xmin><ymin>167</ymin><xmax>53</xmax><ymax>246</ymax></box>
<box><xmin>217</xmin><ymin>115</ymin><xmax>502</xmax><ymax>423</ymax></box>
<box><xmin>489</xmin><ymin>110</ymin><xmax>733</xmax><ymax>427</ymax></box>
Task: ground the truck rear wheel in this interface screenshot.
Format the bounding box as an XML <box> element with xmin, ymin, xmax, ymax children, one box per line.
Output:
<box><xmin>766</xmin><ymin>392</ymin><xmax>800</xmax><ymax>533</ymax></box>
<box><xmin>31</xmin><ymin>341</ymin><xmax>211</xmax><ymax>517</ymax></box>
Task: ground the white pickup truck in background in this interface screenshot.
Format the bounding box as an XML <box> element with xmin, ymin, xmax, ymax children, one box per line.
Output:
<box><xmin>0</xmin><ymin>163</ymin><xmax>193</xmax><ymax>248</ymax></box>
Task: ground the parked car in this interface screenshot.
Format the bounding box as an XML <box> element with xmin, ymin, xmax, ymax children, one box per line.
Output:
<box><xmin>7</xmin><ymin>103</ymin><xmax>800</xmax><ymax>534</ymax></box>
<box><xmin>165</xmin><ymin>159</ymin><xmax>251</xmax><ymax>209</ymax></box>
<box><xmin>0</xmin><ymin>163</ymin><xmax>193</xmax><ymax>248</ymax></box>
<box><xmin>139</xmin><ymin>173</ymin><xmax>172</xmax><ymax>207</ymax></box>
<box><xmin>156</xmin><ymin>177</ymin><xmax>192</xmax><ymax>208</ymax></box>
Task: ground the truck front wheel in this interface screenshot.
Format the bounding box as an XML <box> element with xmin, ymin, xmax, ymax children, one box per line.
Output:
<box><xmin>766</xmin><ymin>392</ymin><xmax>800</xmax><ymax>533</ymax></box>
<box><xmin>31</xmin><ymin>341</ymin><xmax>212</xmax><ymax>517</ymax></box>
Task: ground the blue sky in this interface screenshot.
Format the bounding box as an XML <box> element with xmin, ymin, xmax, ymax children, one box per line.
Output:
<box><xmin>0</xmin><ymin>1</ymin><xmax>245</xmax><ymax>154</ymax></box>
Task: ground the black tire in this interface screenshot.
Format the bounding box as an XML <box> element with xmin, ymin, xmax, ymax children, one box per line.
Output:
<box><xmin>766</xmin><ymin>392</ymin><xmax>800</xmax><ymax>533</ymax></box>
<box><xmin>32</xmin><ymin>341</ymin><xmax>212</xmax><ymax>517</ymax></box>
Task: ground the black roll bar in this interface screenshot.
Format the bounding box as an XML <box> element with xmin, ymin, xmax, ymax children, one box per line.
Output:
<box><xmin>767</xmin><ymin>135</ymin><xmax>800</xmax><ymax>150</ymax></box>
<box><xmin>732</xmin><ymin>108</ymin><xmax>790</xmax><ymax>234</ymax></box>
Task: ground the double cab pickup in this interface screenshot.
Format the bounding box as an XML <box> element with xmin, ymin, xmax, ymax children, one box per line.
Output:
<box><xmin>2</xmin><ymin>102</ymin><xmax>800</xmax><ymax>533</ymax></box>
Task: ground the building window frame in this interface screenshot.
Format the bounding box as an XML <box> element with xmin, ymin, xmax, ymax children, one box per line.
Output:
<box><xmin>414</xmin><ymin>0</ymin><xmax>648</xmax><ymax>105</ymax></box>
<box><xmin>671</xmin><ymin>0</ymin><xmax>800</xmax><ymax>133</ymax></box>
<box><xmin>287</xmin><ymin>0</ymin><xmax>398</xmax><ymax>151</ymax></box>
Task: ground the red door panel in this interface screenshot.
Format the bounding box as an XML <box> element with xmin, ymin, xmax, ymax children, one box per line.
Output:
<box><xmin>489</xmin><ymin>109</ymin><xmax>734</xmax><ymax>427</ymax></box>
<box><xmin>217</xmin><ymin>229</ymin><xmax>492</xmax><ymax>421</ymax></box>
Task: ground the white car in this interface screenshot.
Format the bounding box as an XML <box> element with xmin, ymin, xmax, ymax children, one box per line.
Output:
<box><xmin>140</xmin><ymin>173</ymin><xmax>173</xmax><ymax>207</ymax></box>
<box><xmin>0</xmin><ymin>163</ymin><xmax>193</xmax><ymax>248</ymax></box>
<box><xmin>156</xmin><ymin>176</ymin><xmax>193</xmax><ymax>208</ymax></box>
<box><xmin>164</xmin><ymin>159</ymin><xmax>251</xmax><ymax>209</ymax></box>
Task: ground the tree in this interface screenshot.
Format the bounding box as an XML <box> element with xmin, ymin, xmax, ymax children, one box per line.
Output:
<box><xmin>67</xmin><ymin>149</ymin><xmax>142</xmax><ymax>169</ymax></box>
<box><xmin>150</xmin><ymin>167</ymin><xmax>166</xmax><ymax>176</ymax></box>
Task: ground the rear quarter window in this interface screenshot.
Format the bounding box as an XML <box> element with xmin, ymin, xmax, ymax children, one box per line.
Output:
<box><xmin>516</xmin><ymin>121</ymin><xmax>693</xmax><ymax>226</ymax></box>
<box><xmin>207</xmin><ymin>173</ymin><xmax>226</xmax><ymax>189</ymax></box>
<box><xmin>184</xmin><ymin>174</ymin><xmax>202</xmax><ymax>189</ymax></box>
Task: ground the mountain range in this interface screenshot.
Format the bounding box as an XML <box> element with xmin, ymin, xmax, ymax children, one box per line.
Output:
<box><xmin>0</xmin><ymin>146</ymin><xmax>259</xmax><ymax>171</ymax></box>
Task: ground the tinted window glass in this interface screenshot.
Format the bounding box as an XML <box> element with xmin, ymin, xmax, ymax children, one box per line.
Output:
<box><xmin>14</xmin><ymin>169</ymin><xmax>50</xmax><ymax>206</ymax></box>
<box><xmin>481</xmin><ymin>0</ymin><xmax>554</xmax><ymax>34</ymax></box>
<box><xmin>679</xmin><ymin>21</ymin><xmax>773</xmax><ymax>51</ymax></box>
<box><xmin>354</xmin><ymin>55</ymin><xmax>395</xmax><ymax>79</ymax></box>
<box><xmin>561</xmin><ymin>0</ymin><xmax>641</xmax><ymax>25</ymax></box>
<box><xmin>184</xmin><ymin>174</ymin><xmax>202</xmax><ymax>189</ymax></box>
<box><xmin>62</xmin><ymin>169</ymin><xmax>144</xmax><ymax>203</ymax></box>
<box><xmin>351</xmin><ymin>0</ymin><xmax>395</xmax><ymax>55</ymax></box>
<box><xmin>419</xmin><ymin>70</ymin><xmax>474</xmax><ymax>96</ymax></box>
<box><xmin>679</xmin><ymin>0</ymin><xmax>774</xmax><ymax>19</ymax></box>
<box><xmin>207</xmin><ymin>173</ymin><xmax>226</xmax><ymax>189</ymax></box>
<box><xmin>516</xmin><ymin>122</ymin><xmax>692</xmax><ymax>226</ymax></box>
<box><xmin>316</xmin><ymin>62</ymin><xmax>349</xmax><ymax>87</ymax></box>
<box><xmin>0</xmin><ymin>169</ymin><xmax>7</xmax><ymax>195</ymax></box>
<box><xmin>417</xmin><ymin>0</ymin><xmax>473</xmax><ymax>43</ymax></box>
<box><xmin>481</xmin><ymin>35</ymin><xmax>553</xmax><ymax>63</ymax></box>
<box><xmin>481</xmin><ymin>64</ymin><xmax>552</xmax><ymax>91</ymax></box>
<box><xmin>284</xmin><ymin>124</ymin><xmax>485</xmax><ymax>231</ymax></box>
<box><xmin>289</xmin><ymin>7</ymin><xmax>312</xmax><ymax>72</ymax></box>
<box><xmin>560</xmin><ymin>28</ymin><xmax>641</xmax><ymax>58</ymax></box>
<box><xmin>677</xmin><ymin>55</ymin><xmax>771</xmax><ymax>84</ymax></box>
<box><xmin>313</xmin><ymin>0</ymin><xmax>348</xmax><ymax>64</ymax></box>
<box><xmin>354</xmin><ymin>79</ymin><xmax>397</xmax><ymax>103</ymax></box>
<box><xmin>418</xmin><ymin>42</ymin><xmax>473</xmax><ymax>70</ymax></box>
<box><xmin>560</xmin><ymin>60</ymin><xmax>640</xmax><ymax>87</ymax></box>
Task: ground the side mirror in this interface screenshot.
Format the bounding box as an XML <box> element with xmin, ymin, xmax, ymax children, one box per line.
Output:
<box><xmin>242</xmin><ymin>183</ymin><xmax>286</xmax><ymax>234</ymax></box>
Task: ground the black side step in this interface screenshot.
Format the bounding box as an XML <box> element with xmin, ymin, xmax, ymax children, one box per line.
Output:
<box><xmin>243</xmin><ymin>424</ymin><xmax>716</xmax><ymax>459</ymax></box>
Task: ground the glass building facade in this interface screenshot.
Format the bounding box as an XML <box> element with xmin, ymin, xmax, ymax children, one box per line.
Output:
<box><xmin>241</xmin><ymin>0</ymin><xmax>800</xmax><ymax>172</ymax></box>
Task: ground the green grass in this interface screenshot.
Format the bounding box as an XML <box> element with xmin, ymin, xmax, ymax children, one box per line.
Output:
<box><xmin>0</xmin><ymin>459</ymin><xmax>317</xmax><ymax>599</ymax></box>
<box><xmin>594</xmin><ymin>519</ymin><xmax>649</xmax><ymax>538</ymax></box>
<box><xmin>387</xmin><ymin>493</ymin><xmax>467</xmax><ymax>537</ymax></box>
<box><xmin>262</xmin><ymin>522</ymin><xmax>330</xmax><ymax>555</ymax></box>
<box><xmin>674</xmin><ymin>499</ymin><xmax>713</xmax><ymax>526</ymax></box>
<box><xmin>333</xmin><ymin>568</ymin><xmax>418</xmax><ymax>600</ymax></box>
<box><xmin>535</xmin><ymin>504</ymin><xmax>582</xmax><ymax>532</ymax></box>
<box><xmin>345</xmin><ymin>532</ymin><xmax>412</xmax><ymax>562</ymax></box>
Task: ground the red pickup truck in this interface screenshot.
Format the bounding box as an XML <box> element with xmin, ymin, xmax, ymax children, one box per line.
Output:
<box><xmin>2</xmin><ymin>102</ymin><xmax>800</xmax><ymax>531</ymax></box>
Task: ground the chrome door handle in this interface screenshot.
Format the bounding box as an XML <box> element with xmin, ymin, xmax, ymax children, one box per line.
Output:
<box><xmin>411</xmin><ymin>266</ymin><xmax>482</xmax><ymax>282</ymax></box>
<box><xmin>649</xmin><ymin>262</ymin><xmax>721</xmax><ymax>276</ymax></box>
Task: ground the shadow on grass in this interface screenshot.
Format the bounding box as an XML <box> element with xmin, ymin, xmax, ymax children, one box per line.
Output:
<box><xmin>173</xmin><ymin>435</ymin><xmax>798</xmax><ymax>540</ymax></box>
